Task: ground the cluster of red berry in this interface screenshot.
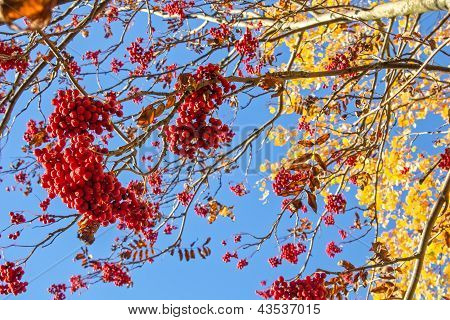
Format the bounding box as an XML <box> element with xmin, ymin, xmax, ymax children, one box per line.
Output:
<box><xmin>298</xmin><ymin>116</ymin><xmax>315</xmax><ymax>135</ymax></box>
<box><xmin>148</xmin><ymin>171</ymin><xmax>163</xmax><ymax>195</ymax></box>
<box><xmin>325</xmin><ymin>241</ymin><xmax>342</xmax><ymax>258</ymax></box>
<box><xmin>177</xmin><ymin>190</ymin><xmax>193</xmax><ymax>206</ymax></box>
<box><xmin>338</xmin><ymin>229</ymin><xmax>348</xmax><ymax>240</ymax></box>
<box><xmin>0</xmin><ymin>262</ymin><xmax>28</xmax><ymax>296</ymax></box>
<box><xmin>105</xmin><ymin>6</ymin><xmax>119</xmax><ymax>23</ymax></box>
<box><xmin>9</xmin><ymin>211</ymin><xmax>26</xmax><ymax>224</ymax></box>
<box><xmin>257</xmin><ymin>274</ymin><xmax>327</xmax><ymax>300</ymax></box>
<box><xmin>236</xmin><ymin>259</ymin><xmax>248</xmax><ymax>270</ymax></box>
<box><xmin>268</xmin><ymin>257</ymin><xmax>282</xmax><ymax>268</ymax></box>
<box><xmin>325</xmin><ymin>194</ymin><xmax>347</xmax><ymax>214</ymax></box>
<box><xmin>209</xmin><ymin>24</ymin><xmax>231</xmax><ymax>43</ymax></box>
<box><xmin>165</xmin><ymin>64</ymin><xmax>235</xmax><ymax>158</ymax></box>
<box><xmin>0</xmin><ymin>41</ymin><xmax>28</xmax><ymax>74</ymax></box>
<box><xmin>280</xmin><ymin>243</ymin><xmax>306</xmax><ymax>264</ymax></box>
<box><xmin>48</xmin><ymin>283</ymin><xmax>67</xmax><ymax>300</ymax></box>
<box><xmin>194</xmin><ymin>203</ymin><xmax>208</xmax><ymax>217</ymax></box>
<box><xmin>14</xmin><ymin>171</ymin><xmax>27</xmax><ymax>184</ymax></box>
<box><xmin>222</xmin><ymin>251</ymin><xmax>238</xmax><ymax>263</ymax></box>
<box><xmin>229</xmin><ymin>183</ymin><xmax>247</xmax><ymax>196</ymax></box>
<box><xmin>67</xmin><ymin>59</ymin><xmax>81</xmax><ymax>76</ymax></box>
<box><xmin>100</xmin><ymin>263</ymin><xmax>132</xmax><ymax>287</ymax></box>
<box><xmin>163</xmin><ymin>224</ymin><xmax>177</xmax><ymax>234</ymax></box>
<box><xmin>110</xmin><ymin>58</ymin><xmax>124</xmax><ymax>74</ymax></box>
<box><xmin>127</xmin><ymin>38</ymin><xmax>155</xmax><ymax>74</ymax></box>
<box><xmin>23</xmin><ymin>119</ymin><xmax>49</xmax><ymax>145</ymax></box>
<box><xmin>235</xmin><ymin>29</ymin><xmax>258</xmax><ymax>61</ymax></box>
<box><xmin>438</xmin><ymin>148</ymin><xmax>450</xmax><ymax>170</ymax></box>
<box><xmin>69</xmin><ymin>275</ymin><xmax>87</xmax><ymax>293</ymax></box>
<box><xmin>272</xmin><ymin>168</ymin><xmax>309</xmax><ymax>196</ymax></box>
<box><xmin>325</xmin><ymin>39</ymin><xmax>372</xmax><ymax>78</ymax></box>
<box><xmin>161</xmin><ymin>0</ymin><xmax>194</xmax><ymax>20</ymax></box>
<box><xmin>324</xmin><ymin>214</ymin><xmax>335</xmax><ymax>226</ymax></box>
<box><xmin>39</xmin><ymin>214</ymin><xmax>56</xmax><ymax>224</ymax></box>
<box><xmin>8</xmin><ymin>231</ymin><xmax>20</xmax><ymax>240</ymax></box>
<box><xmin>36</xmin><ymin>134</ymin><xmax>158</xmax><ymax>231</ymax></box>
<box><xmin>47</xmin><ymin>89</ymin><xmax>122</xmax><ymax>139</ymax></box>
<box><xmin>83</xmin><ymin>50</ymin><xmax>101</xmax><ymax>66</ymax></box>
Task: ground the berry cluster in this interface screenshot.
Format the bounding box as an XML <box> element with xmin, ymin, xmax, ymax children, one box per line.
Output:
<box><xmin>177</xmin><ymin>190</ymin><xmax>193</xmax><ymax>206</ymax></box>
<box><xmin>235</xmin><ymin>29</ymin><xmax>258</xmax><ymax>60</ymax></box>
<box><xmin>69</xmin><ymin>275</ymin><xmax>87</xmax><ymax>293</ymax></box>
<box><xmin>338</xmin><ymin>229</ymin><xmax>348</xmax><ymax>240</ymax></box>
<box><xmin>127</xmin><ymin>38</ymin><xmax>155</xmax><ymax>74</ymax></box>
<box><xmin>325</xmin><ymin>241</ymin><xmax>342</xmax><ymax>258</ymax></box>
<box><xmin>83</xmin><ymin>50</ymin><xmax>101</xmax><ymax>66</ymax></box>
<box><xmin>39</xmin><ymin>214</ymin><xmax>56</xmax><ymax>224</ymax></box>
<box><xmin>257</xmin><ymin>274</ymin><xmax>327</xmax><ymax>300</ymax></box>
<box><xmin>110</xmin><ymin>58</ymin><xmax>124</xmax><ymax>74</ymax></box>
<box><xmin>23</xmin><ymin>119</ymin><xmax>49</xmax><ymax>145</ymax></box>
<box><xmin>101</xmin><ymin>263</ymin><xmax>132</xmax><ymax>287</ymax></box>
<box><xmin>165</xmin><ymin>64</ymin><xmax>235</xmax><ymax>158</ymax></box>
<box><xmin>298</xmin><ymin>116</ymin><xmax>315</xmax><ymax>135</ymax></box>
<box><xmin>0</xmin><ymin>41</ymin><xmax>28</xmax><ymax>74</ymax></box>
<box><xmin>162</xmin><ymin>0</ymin><xmax>194</xmax><ymax>20</ymax></box>
<box><xmin>324</xmin><ymin>214</ymin><xmax>335</xmax><ymax>226</ymax></box>
<box><xmin>229</xmin><ymin>183</ymin><xmax>247</xmax><ymax>196</ymax></box>
<box><xmin>9</xmin><ymin>211</ymin><xmax>26</xmax><ymax>224</ymax></box>
<box><xmin>148</xmin><ymin>171</ymin><xmax>163</xmax><ymax>195</ymax></box>
<box><xmin>14</xmin><ymin>171</ymin><xmax>27</xmax><ymax>184</ymax></box>
<box><xmin>47</xmin><ymin>89</ymin><xmax>122</xmax><ymax>140</ymax></box>
<box><xmin>68</xmin><ymin>59</ymin><xmax>81</xmax><ymax>76</ymax></box>
<box><xmin>0</xmin><ymin>262</ymin><xmax>28</xmax><ymax>296</ymax></box>
<box><xmin>272</xmin><ymin>168</ymin><xmax>309</xmax><ymax>196</ymax></box>
<box><xmin>280</xmin><ymin>243</ymin><xmax>306</xmax><ymax>264</ymax></box>
<box><xmin>438</xmin><ymin>148</ymin><xmax>450</xmax><ymax>170</ymax></box>
<box><xmin>268</xmin><ymin>257</ymin><xmax>282</xmax><ymax>268</ymax></box>
<box><xmin>8</xmin><ymin>231</ymin><xmax>20</xmax><ymax>240</ymax></box>
<box><xmin>209</xmin><ymin>24</ymin><xmax>231</xmax><ymax>43</ymax></box>
<box><xmin>325</xmin><ymin>38</ymin><xmax>372</xmax><ymax>78</ymax></box>
<box><xmin>325</xmin><ymin>194</ymin><xmax>347</xmax><ymax>214</ymax></box>
<box><xmin>194</xmin><ymin>203</ymin><xmax>208</xmax><ymax>217</ymax></box>
<box><xmin>36</xmin><ymin>134</ymin><xmax>158</xmax><ymax>231</ymax></box>
<box><xmin>222</xmin><ymin>251</ymin><xmax>238</xmax><ymax>263</ymax></box>
<box><xmin>105</xmin><ymin>6</ymin><xmax>119</xmax><ymax>23</ymax></box>
<box><xmin>236</xmin><ymin>259</ymin><xmax>248</xmax><ymax>270</ymax></box>
<box><xmin>163</xmin><ymin>224</ymin><xmax>177</xmax><ymax>234</ymax></box>
<box><xmin>48</xmin><ymin>283</ymin><xmax>67</xmax><ymax>300</ymax></box>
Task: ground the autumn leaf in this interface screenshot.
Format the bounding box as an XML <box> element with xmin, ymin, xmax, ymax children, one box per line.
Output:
<box><xmin>315</xmin><ymin>133</ymin><xmax>330</xmax><ymax>145</ymax></box>
<box><xmin>136</xmin><ymin>103</ymin><xmax>164</xmax><ymax>127</ymax></box>
<box><xmin>0</xmin><ymin>0</ymin><xmax>58</xmax><ymax>28</ymax></box>
<box><xmin>313</xmin><ymin>154</ymin><xmax>327</xmax><ymax>171</ymax></box>
<box><xmin>166</xmin><ymin>95</ymin><xmax>176</xmax><ymax>109</ymax></box>
<box><xmin>298</xmin><ymin>140</ymin><xmax>315</xmax><ymax>147</ymax></box>
<box><xmin>307</xmin><ymin>191</ymin><xmax>317</xmax><ymax>213</ymax></box>
<box><xmin>257</xmin><ymin>75</ymin><xmax>283</xmax><ymax>91</ymax></box>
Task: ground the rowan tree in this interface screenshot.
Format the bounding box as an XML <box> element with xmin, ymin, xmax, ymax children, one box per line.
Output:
<box><xmin>0</xmin><ymin>0</ymin><xmax>448</xmax><ymax>299</ymax></box>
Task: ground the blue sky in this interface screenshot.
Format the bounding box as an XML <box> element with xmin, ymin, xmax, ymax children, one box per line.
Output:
<box><xmin>0</xmin><ymin>4</ymin><xmax>447</xmax><ymax>299</ymax></box>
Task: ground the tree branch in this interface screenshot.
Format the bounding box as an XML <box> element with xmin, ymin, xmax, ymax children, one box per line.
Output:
<box><xmin>404</xmin><ymin>170</ymin><xmax>450</xmax><ymax>299</ymax></box>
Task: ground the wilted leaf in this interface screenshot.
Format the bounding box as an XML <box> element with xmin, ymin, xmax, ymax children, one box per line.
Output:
<box><xmin>136</xmin><ymin>105</ymin><xmax>156</xmax><ymax>127</ymax></box>
<box><xmin>298</xmin><ymin>140</ymin><xmax>314</xmax><ymax>147</ymax></box>
<box><xmin>166</xmin><ymin>95</ymin><xmax>176</xmax><ymax>109</ymax></box>
<box><xmin>315</xmin><ymin>133</ymin><xmax>330</xmax><ymax>145</ymax></box>
<box><xmin>307</xmin><ymin>191</ymin><xmax>317</xmax><ymax>213</ymax></box>
<box><xmin>313</xmin><ymin>154</ymin><xmax>327</xmax><ymax>171</ymax></box>
<box><xmin>0</xmin><ymin>0</ymin><xmax>58</xmax><ymax>28</ymax></box>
